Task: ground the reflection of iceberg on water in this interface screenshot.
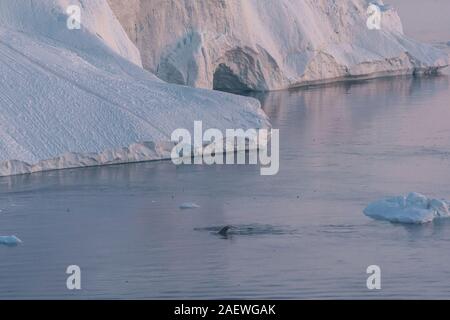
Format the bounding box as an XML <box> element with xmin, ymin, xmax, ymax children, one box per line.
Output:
<box><xmin>364</xmin><ymin>192</ymin><xmax>450</xmax><ymax>224</ymax></box>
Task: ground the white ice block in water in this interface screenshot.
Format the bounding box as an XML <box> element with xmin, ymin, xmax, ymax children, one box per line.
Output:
<box><xmin>364</xmin><ymin>192</ymin><xmax>449</xmax><ymax>224</ymax></box>
<box><xmin>179</xmin><ymin>202</ymin><xmax>200</xmax><ymax>210</ymax></box>
<box><xmin>0</xmin><ymin>235</ymin><xmax>22</xmax><ymax>246</ymax></box>
<box><xmin>364</xmin><ymin>192</ymin><xmax>450</xmax><ymax>224</ymax></box>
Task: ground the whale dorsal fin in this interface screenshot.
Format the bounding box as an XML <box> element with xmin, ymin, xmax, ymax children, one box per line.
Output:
<box><xmin>218</xmin><ymin>226</ymin><xmax>231</xmax><ymax>236</ymax></box>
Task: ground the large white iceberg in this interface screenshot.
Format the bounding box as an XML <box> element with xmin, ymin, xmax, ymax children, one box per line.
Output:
<box><xmin>108</xmin><ymin>0</ymin><xmax>449</xmax><ymax>91</ymax></box>
<box><xmin>0</xmin><ymin>0</ymin><xmax>268</xmax><ymax>177</ymax></box>
<box><xmin>364</xmin><ymin>192</ymin><xmax>450</xmax><ymax>224</ymax></box>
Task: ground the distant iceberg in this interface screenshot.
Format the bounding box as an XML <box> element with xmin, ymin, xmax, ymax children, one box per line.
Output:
<box><xmin>364</xmin><ymin>192</ymin><xmax>450</xmax><ymax>224</ymax></box>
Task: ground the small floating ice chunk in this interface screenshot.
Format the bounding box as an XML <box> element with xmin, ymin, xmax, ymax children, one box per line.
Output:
<box><xmin>0</xmin><ymin>235</ymin><xmax>22</xmax><ymax>246</ymax></box>
<box><xmin>364</xmin><ymin>192</ymin><xmax>450</xmax><ymax>224</ymax></box>
<box><xmin>179</xmin><ymin>202</ymin><xmax>200</xmax><ymax>210</ymax></box>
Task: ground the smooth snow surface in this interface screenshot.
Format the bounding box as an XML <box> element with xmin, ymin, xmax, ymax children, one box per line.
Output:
<box><xmin>108</xmin><ymin>0</ymin><xmax>449</xmax><ymax>91</ymax></box>
<box><xmin>0</xmin><ymin>0</ymin><xmax>268</xmax><ymax>177</ymax></box>
<box><xmin>0</xmin><ymin>0</ymin><xmax>142</xmax><ymax>66</ymax></box>
<box><xmin>364</xmin><ymin>192</ymin><xmax>450</xmax><ymax>224</ymax></box>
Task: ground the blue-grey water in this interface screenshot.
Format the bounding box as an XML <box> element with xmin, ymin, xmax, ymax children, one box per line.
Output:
<box><xmin>1</xmin><ymin>74</ymin><xmax>450</xmax><ymax>299</ymax></box>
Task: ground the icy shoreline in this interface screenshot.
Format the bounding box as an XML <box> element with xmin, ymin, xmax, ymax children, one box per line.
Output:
<box><xmin>0</xmin><ymin>137</ymin><xmax>267</xmax><ymax>177</ymax></box>
<box><xmin>0</xmin><ymin>141</ymin><xmax>174</xmax><ymax>177</ymax></box>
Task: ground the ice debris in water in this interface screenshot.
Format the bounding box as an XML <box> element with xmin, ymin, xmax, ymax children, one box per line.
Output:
<box><xmin>364</xmin><ymin>192</ymin><xmax>450</xmax><ymax>224</ymax></box>
<box><xmin>179</xmin><ymin>202</ymin><xmax>201</xmax><ymax>209</ymax></box>
<box><xmin>0</xmin><ymin>235</ymin><xmax>22</xmax><ymax>246</ymax></box>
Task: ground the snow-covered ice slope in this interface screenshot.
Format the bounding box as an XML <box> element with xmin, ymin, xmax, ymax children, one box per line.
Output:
<box><xmin>0</xmin><ymin>0</ymin><xmax>142</xmax><ymax>67</ymax></box>
<box><xmin>0</xmin><ymin>0</ymin><xmax>268</xmax><ymax>177</ymax></box>
<box><xmin>108</xmin><ymin>0</ymin><xmax>449</xmax><ymax>91</ymax></box>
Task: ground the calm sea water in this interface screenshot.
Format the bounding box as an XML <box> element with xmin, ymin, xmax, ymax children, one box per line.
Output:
<box><xmin>1</xmin><ymin>74</ymin><xmax>450</xmax><ymax>299</ymax></box>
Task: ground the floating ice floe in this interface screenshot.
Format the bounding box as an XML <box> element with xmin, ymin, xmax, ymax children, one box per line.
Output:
<box><xmin>0</xmin><ymin>235</ymin><xmax>22</xmax><ymax>246</ymax></box>
<box><xmin>364</xmin><ymin>192</ymin><xmax>450</xmax><ymax>224</ymax></box>
<box><xmin>179</xmin><ymin>202</ymin><xmax>201</xmax><ymax>210</ymax></box>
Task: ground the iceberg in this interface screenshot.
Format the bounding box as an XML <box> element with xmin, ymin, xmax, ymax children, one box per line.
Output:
<box><xmin>179</xmin><ymin>202</ymin><xmax>201</xmax><ymax>210</ymax></box>
<box><xmin>0</xmin><ymin>235</ymin><xmax>22</xmax><ymax>246</ymax></box>
<box><xmin>108</xmin><ymin>0</ymin><xmax>449</xmax><ymax>91</ymax></box>
<box><xmin>364</xmin><ymin>192</ymin><xmax>450</xmax><ymax>224</ymax></box>
<box><xmin>0</xmin><ymin>0</ymin><xmax>269</xmax><ymax>177</ymax></box>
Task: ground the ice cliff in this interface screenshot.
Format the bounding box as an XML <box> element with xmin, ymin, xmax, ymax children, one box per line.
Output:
<box><xmin>0</xmin><ymin>0</ymin><xmax>268</xmax><ymax>177</ymax></box>
<box><xmin>108</xmin><ymin>0</ymin><xmax>449</xmax><ymax>91</ymax></box>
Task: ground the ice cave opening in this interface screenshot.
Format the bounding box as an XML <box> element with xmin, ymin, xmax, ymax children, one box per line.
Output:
<box><xmin>213</xmin><ymin>63</ymin><xmax>252</xmax><ymax>92</ymax></box>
